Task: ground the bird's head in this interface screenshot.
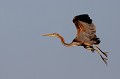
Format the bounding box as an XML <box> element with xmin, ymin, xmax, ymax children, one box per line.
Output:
<box><xmin>42</xmin><ymin>33</ymin><xmax>60</xmax><ymax>38</ymax></box>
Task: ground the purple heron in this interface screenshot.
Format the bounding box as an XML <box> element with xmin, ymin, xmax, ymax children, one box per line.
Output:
<box><xmin>42</xmin><ymin>14</ymin><xmax>108</xmax><ymax>65</ymax></box>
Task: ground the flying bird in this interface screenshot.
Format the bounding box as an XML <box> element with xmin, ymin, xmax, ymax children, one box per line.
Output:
<box><xmin>42</xmin><ymin>14</ymin><xmax>108</xmax><ymax>65</ymax></box>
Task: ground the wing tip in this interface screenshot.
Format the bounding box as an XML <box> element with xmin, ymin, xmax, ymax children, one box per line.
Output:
<box><xmin>73</xmin><ymin>14</ymin><xmax>92</xmax><ymax>24</ymax></box>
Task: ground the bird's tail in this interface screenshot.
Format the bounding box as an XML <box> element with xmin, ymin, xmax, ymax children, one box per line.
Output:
<box><xmin>92</xmin><ymin>38</ymin><xmax>101</xmax><ymax>45</ymax></box>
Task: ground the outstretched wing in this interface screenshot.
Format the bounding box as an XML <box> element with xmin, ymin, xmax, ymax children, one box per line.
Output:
<box><xmin>73</xmin><ymin>14</ymin><xmax>100</xmax><ymax>45</ymax></box>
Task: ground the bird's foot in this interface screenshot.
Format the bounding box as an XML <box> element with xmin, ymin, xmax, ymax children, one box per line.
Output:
<box><xmin>100</xmin><ymin>55</ymin><xmax>108</xmax><ymax>65</ymax></box>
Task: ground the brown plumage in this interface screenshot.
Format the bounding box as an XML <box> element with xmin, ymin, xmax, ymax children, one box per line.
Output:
<box><xmin>42</xmin><ymin>14</ymin><xmax>108</xmax><ymax>65</ymax></box>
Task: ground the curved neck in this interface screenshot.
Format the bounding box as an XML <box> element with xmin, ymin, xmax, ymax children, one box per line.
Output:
<box><xmin>57</xmin><ymin>35</ymin><xmax>73</xmax><ymax>47</ymax></box>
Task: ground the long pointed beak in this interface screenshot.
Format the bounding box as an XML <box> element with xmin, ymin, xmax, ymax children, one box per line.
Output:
<box><xmin>42</xmin><ymin>34</ymin><xmax>50</xmax><ymax>36</ymax></box>
<box><xmin>42</xmin><ymin>33</ymin><xmax>53</xmax><ymax>36</ymax></box>
<box><xmin>42</xmin><ymin>33</ymin><xmax>58</xmax><ymax>37</ymax></box>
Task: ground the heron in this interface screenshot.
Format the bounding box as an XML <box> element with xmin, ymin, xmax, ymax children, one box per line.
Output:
<box><xmin>42</xmin><ymin>14</ymin><xmax>108</xmax><ymax>65</ymax></box>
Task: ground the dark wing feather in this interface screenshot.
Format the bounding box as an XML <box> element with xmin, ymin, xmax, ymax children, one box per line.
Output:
<box><xmin>73</xmin><ymin>14</ymin><xmax>92</xmax><ymax>24</ymax></box>
<box><xmin>77</xmin><ymin>14</ymin><xmax>92</xmax><ymax>24</ymax></box>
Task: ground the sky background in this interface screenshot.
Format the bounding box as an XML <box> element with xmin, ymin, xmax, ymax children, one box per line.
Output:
<box><xmin>0</xmin><ymin>0</ymin><xmax>120</xmax><ymax>79</ymax></box>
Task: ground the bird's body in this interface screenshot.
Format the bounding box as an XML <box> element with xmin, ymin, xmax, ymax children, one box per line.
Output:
<box><xmin>42</xmin><ymin>14</ymin><xmax>108</xmax><ymax>65</ymax></box>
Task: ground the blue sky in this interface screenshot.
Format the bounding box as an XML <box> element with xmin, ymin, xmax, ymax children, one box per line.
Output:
<box><xmin>0</xmin><ymin>0</ymin><xmax>120</xmax><ymax>79</ymax></box>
